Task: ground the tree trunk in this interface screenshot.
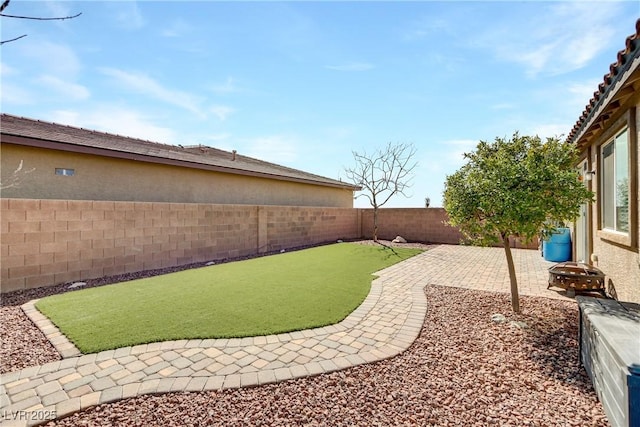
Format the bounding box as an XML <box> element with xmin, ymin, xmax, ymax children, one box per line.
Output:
<box><xmin>502</xmin><ymin>233</ymin><xmax>520</xmax><ymax>313</ymax></box>
<box><xmin>373</xmin><ymin>208</ymin><xmax>379</xmax><ymax>241</ymax></box>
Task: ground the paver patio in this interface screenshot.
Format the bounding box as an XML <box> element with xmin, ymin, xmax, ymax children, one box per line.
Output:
<box><xmin>1</xmin><ymin>245</ymin><xmax>564</xmax><ymax>426</ymax></box>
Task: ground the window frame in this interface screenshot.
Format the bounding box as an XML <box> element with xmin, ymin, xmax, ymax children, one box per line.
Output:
<box><xmin>600</xmin><ymin>128</ymin><xmax>629</xmax><ymax>234</ymax></box>
<box><xmin>55</xmin><ymin>168</ymin><xmax>75</xmax><ymax>176</ymax></box>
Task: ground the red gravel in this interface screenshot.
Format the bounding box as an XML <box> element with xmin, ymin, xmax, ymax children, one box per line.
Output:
<box><xmin>43</xmin><ymin>285</ymin><xmax>607</xmax><ymax>427</ymax></box>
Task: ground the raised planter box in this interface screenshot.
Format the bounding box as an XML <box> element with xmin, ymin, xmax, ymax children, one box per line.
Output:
<box><xmin>577</xmin><ymin>296</ymin><xmax>640</xmax><ymax>427</ymax></box>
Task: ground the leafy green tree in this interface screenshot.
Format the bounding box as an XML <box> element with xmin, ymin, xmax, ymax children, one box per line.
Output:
<box><xmin>443</xmin><ymin>133</ymin><xmax>593</xmax><ymax>313</ymax></box>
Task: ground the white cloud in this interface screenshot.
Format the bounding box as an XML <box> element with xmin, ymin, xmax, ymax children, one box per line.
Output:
<box><xmin>49</xmin><ymin>108</ymin><xmax>177</xmax><ymax>144</ymax></box>
<box><xmin>210</xmin><ymin>105</ymin><xmax>235</xmax><ymax>121</ymax></box>
<box><xmin>43</xmin><ymin>1</ymin><xmax>69</xmax><ymax>16</ymax></box>
<box><xmin>526</xmin><ymin>124</ymin><xmax>570</xmax><ymax>140</ymax></box>
<box><xmin>419</xmin><ymin>139</ymin><xmax>478</xmax><ymax>178</ymax></box>
<box><xmin>0</xmin><ymin>62</ymin><xmax>17</xmax><ymax>76</ymax></box>
<box><xmin>565</xmin><ymin>79</ymin><xmax>602</xmax><ymax>110</ymax></box>
<box><xmin>325</xmin><ymin>62</ymin><xmax>375</xmax><ymax>72</ymax></box>
<box><xmin>211</xmin><ymin>77</ymin><xmax>240</xmax><ymax>94</ymax></box>
<box><xmin>100</xmin><ymin>68</ymin><xmax>205</xmax><ymax>118</ymax></box>
<box><xmin>21</xmin><ymin>41</ymin><xmax>82</xmax><ymax>77</ymax></box>
<box><xmin>43</xmin><ymin>1</ymin><xmax>77</xmax><ymax>23</ymax></box>
<box><xmin>108</xmin><ymin>1</ymin><xmax>145</xmax><ymax>30</ymax></box>
<box><xmin>322</xmin><ymin>126</ymin><xmax>355</xmax><ymax>141</ymax></box>
<box><xmin>243</xmin><ymin>135</ymin><xmax>298</xmax><ymax>164</ymax></box>
<box><xmin>161</xmin><ymin>19</ymin><xmax>193</xmax><ymax>38</ymax></box>
<box><xmin>491</xmin><ymin>103</ymin><xmax>515</xmax><ymax>110</ymax></box>
<box><xmin>201</xmin><ymin>133</ymin><xmax>232</xmax><ymax>143</ymax></box>
<box><xmin>0</xmin><ymin>84</ymin><xmax>35</xmax><ymax>105</ymax></box>
<box><xmin>37</xmin><ymin>75</ymin><xmax>90</xmax><ymax>101</ymax></box>
<box><xmin>444</xmin><ymin>139</ymin><xmax>479</xmax><ymax>148</ymax></box>
<box><xmin>441</xmin><ymin>139</ymin><xmax>479</xmax><ymax>167</ymax></box>
<box><xmin>402</xmin><ymin>17</ymin><xmax>451</xmax><ymax>41</ymax></box>
<box><xmin>476</xmin><ymin>2</ymin><xmax>621</xmax><ymax>77</ymax></box>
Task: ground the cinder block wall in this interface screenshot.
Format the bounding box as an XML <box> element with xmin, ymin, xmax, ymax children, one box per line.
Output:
<box><xmin>359</xmin><ymin>208</ymin><xmax>538</xmax><ymax>249</ymax></box>
<box><xmin>264</xmin><ymin>206</ymin><xmax>360</xmax><ymax>251</ymax></box>
<box><xmin>1</xmin><ymin>200</ymin><xmax>543</xmax><ymax>293</ymax></box>
<box><xmin>360</xmin><ymin>208</ymin><xmax>464</xmax><ymax>244</ymax></box>
<box><xmin>1</xmin><ymin>199</ymin><xmax>360</xmax><ymax>293</ymax></box>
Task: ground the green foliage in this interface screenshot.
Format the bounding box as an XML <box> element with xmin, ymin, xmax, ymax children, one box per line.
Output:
<box><xmin>443</xmin><ymin>133</ymin><xmax>593</xmax><ymax>245</ymax></box>
<box><xmin>444</xmin><ymin>132</ymin><xmax>593</xmax><ymax>313</ymax></box>
<box><xmin>35</xmin><ymin>243</ymin><xmax>422</xmax><ymax>353</ymax></box>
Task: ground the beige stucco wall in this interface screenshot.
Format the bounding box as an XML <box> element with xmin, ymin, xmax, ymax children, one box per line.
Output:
<box><xmin>0</xmin><ymin>144</ymin><xmax>354</xmax><ymax>208</ymax></box>
<box><xmin>583</xmin><ymin>96</ymin><xmax>640</xmax><ymax>303</ymax></box>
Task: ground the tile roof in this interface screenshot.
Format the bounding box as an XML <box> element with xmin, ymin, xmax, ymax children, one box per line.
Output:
<box><xmin>567</xmin><ymin>18</ymin><xmax>640</xmax><ymax>145</ymax></box>
<box><xmin>0</xmin><ymin>113</ymin><xmax>358</xmax><ymax>190</ymax></box>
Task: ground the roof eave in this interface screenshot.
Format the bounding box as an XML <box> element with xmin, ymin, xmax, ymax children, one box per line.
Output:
<box><xmin>570</xmin><ymin>52</ymin><xmax>640</xmax><ymax>149</ymax></box>
<box><xmin>568</xmin><ymin>19</ymin><xmax>640</xmax><ymax>148</ymax></box>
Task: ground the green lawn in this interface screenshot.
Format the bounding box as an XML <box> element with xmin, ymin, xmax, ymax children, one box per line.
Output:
<box><xmin>36</xmin><ymin>243</ymin><xmax>422</xmax><ymax>353</ymax></box>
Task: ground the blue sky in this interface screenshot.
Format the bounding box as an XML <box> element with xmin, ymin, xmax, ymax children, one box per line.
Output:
<box><xmin>1</xmin><ymin>1</ymin><xmax>639</xmax><ymax>207</ymax></box>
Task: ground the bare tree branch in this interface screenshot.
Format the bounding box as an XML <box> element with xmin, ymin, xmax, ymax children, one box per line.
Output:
<box><xmin>0</xmin><ymin>160</ymin><xmax>35</xmax><ymax>190</ymax></box>
<box><xmin>0</xmin><ymin>34</ymin><xmax>26</xmax><ymax>44</ymax></box>
<box><xmin>0</xmin><ymin>11</ymin><xmax>82</xmax><ymax>20</ymax></box>
<box><xmin>0</xmin><ymin>0</ymin><xmax>81</xmax><ymax>45</ymax></box>
<box><xmin>344</xmin><ymin>141</ymin><xmax>418</xmax><ymax>240</ymax></box>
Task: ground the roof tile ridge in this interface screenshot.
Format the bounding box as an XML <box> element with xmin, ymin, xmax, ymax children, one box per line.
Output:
<box><xmin>0</xmin><ymin>112</ymin><xmax>180</xmax><ymax>150</ymax></box>
<box><xmin>567</xmin><ymin>18</ymin><xmax>640</xmax><ymax>143</ymax></box>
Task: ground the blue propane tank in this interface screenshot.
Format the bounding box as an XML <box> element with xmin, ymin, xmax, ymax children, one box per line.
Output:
<box><xmin>542</xmin><ymin>228</ymin><xmax>571</xmax><ymax>262</ymax></box>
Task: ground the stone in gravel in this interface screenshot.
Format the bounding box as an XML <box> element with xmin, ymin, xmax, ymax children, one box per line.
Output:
<box><xmin>205</xmin><ymin>262</ymin><xmax>215</xmax><ymax>266</ymax></box>
<box><xmin>509</xmin><ymin>320</ymin><xmax>529</xmax><ymax>329</ymax></box>
<box><xmin>491</xmin><ymin>313</ymin><xmax>507</xmax><ymax>323</ymax></box>
<box><xmin>68</xmin><ymin>282</ymin><xmax>87</xmax><ymax>289</ymax></box>
<box><xmin>392</xmin><ymin>235</ymin><xmax>407</xmax><ymax>243</ymax></box>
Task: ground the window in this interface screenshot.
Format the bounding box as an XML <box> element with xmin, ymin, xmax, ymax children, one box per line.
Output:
<box><xmin>55</xmin><ymin>168</ymin><xmax>75</xmax><ymax>176</ymax></box>
<box><xmin>601</xmin><ymin>128</ymin><xmax>629</xmax><ymax>233</ymax></box>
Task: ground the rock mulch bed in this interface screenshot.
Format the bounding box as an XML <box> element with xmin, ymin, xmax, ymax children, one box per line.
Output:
<box><xmin>37</xmin><ymin>285</ymin><xmax>606</xmax><ymax>427</ymax></box>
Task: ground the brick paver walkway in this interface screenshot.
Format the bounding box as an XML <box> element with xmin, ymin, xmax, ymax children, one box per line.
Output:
<box><xmin>1</xmin><ymin>245</ymin><xmax>563</xmax><ymax>426</ymax></box>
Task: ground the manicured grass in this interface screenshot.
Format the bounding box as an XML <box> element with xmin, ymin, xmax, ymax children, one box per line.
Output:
<box><xmin>35</xmin><ymin>243</ymin><xmax>422</xmax><ymax>353</ymax></box>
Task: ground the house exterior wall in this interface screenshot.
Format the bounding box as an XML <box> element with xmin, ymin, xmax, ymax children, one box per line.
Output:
<box><xmin>1</xmin><ymin>199</ymin><xmax>361</xmax><ymax>293</ymax></box>
<box><xmin>582</xmin><ymin>95</ymin><xmax>640</xmax><ymax>303</ymax></box>
<box><xmin>0</xmin><ymin>144</ymin><xmax>354</xmax><ymax>208</ymax></box>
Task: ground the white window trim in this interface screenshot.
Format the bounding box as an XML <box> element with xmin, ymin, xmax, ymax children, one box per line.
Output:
<box><xmin>599</xmin><ymin>127</ymin><xmax>630</xmax><ymax>236</ymax></box>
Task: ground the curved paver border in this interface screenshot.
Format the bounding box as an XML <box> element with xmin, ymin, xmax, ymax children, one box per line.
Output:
<box><xmin>21</xmin><ymin>303</ymin><xmax>81</xmax><ymax>359</ymax></box>
<box><xmin>1</xmin><ymin>253</ymin><xmax>428</xmax><ymax>427</ymax></box>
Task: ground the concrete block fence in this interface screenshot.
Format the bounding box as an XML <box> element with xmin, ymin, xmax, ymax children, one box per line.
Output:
<box><xmin>360</xmin><ymin>208</ymin><xmax>464</xmax><ymax>244</ymax></box>
<box><xmin>359</xmin><ymin>208</ymin><xmax>538</xmax><ymax>250</ymax></box>
<box><xmin>1</xmin><ymin>199</ymin><xmax>466</xmax><ymax>293</ymax></box>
